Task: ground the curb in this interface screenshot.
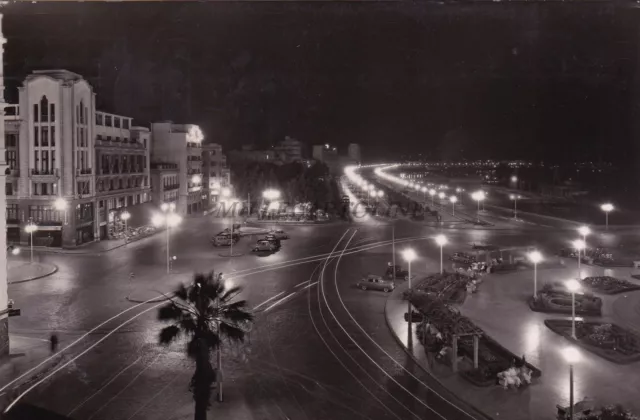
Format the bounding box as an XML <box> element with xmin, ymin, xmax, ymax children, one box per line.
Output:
<box><xmin>383</xmin><ymin>287</ymin><xmax>493</xmax><ymax>420</ymax></box>
<box><xmin>125</xmin><ymin>293</ymin><xmax>173</xmax><ymax>304</ymax></box>
<box><xmin>30</xmin><ymin>231</ymin><xmax>160</xmax><ymax>256</ymax></box>
<box><xmin>8</xmin><ymin>264</ymin><xmax>59</xmax><ymax>285</ymax></box>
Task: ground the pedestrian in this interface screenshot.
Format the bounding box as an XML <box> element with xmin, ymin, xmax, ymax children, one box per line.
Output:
<box><xmin>50</xmin><ymin>334</ymin><xmax>59</xmax><ymax>354</ymax></box>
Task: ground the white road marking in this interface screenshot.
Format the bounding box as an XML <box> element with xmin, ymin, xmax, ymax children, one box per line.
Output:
<box><xmin>10</xmin><ymin>335</ymin><xmax>50</xmax><ymax>343</ymax></box>
<box><xmin>264</xmin><ymin>292</ymin><xmax>297</xmax><ymax>312</ymax></box>
<box><xmin>302</xmin><ymin>281</ymin><xmax>318</xmax><ymax>290</ymax></box>
<box><xmin>253</xmin><ymin>291</ymin><xmax>285</xmax><ymax>310</ymax></box>
<box><xmin>295</xmin><ymin>280</ymin><xmax>310</xmax><ymax>288</ymax></box>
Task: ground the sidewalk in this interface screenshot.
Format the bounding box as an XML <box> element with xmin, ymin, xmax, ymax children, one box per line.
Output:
<box><xmin>385</xmin><ymin>261</ymin><xmax>640</xmax><ymax>420</ymax></box>
<box><xmin>8</xmin><ymin>261</ymin><xmax>58</xmax><ymax>285</ymax></box>
<box><xmin>30</xmin><ymin>228</ymin><xmax>160</xmax><ymax>255</ymax></box>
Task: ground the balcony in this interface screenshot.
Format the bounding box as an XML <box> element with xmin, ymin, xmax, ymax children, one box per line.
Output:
<box><xmin>164</xmin><ymin>184</ymin><xmax>179</xmax><ymax>191</ymax></box>
<box><xmin>76</xmin><ymin>168</ymin><xmax>93</xmax><ymax>176</ymax></box>
<box><xmin>95</xmin><ymin>138</ymin><xmax>145</xmax><ymax>149</ymax></box>
<box><xmin>30</xmin><ymin>168</ymin><xmax>59</xmax><ymax>181</ymax></box>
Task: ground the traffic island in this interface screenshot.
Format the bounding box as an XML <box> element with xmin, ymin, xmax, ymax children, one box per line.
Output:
<box><xmin>582</xmin><ymin>276</ymin><xmax>640</xmax><ymax>295</ymax></box>
<box><xmin>544</xmin><ymin>319</ymin><xmax>640</xmax><ymax>364</ymax></box>
<box><xmin>527</xmin><ymin>285</ymin><xmax>602</xmax><ymax>316</ymax></box>
<box><xmin>8</xmin><ymin>262</ymin><xmax>58</xmax><ymax>285</ymax></box>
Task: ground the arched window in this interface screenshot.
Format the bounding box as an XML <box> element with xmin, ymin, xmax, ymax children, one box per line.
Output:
<box><xmin>40</xmin><ymin>96</ymin><xmax>49</xmax><ymax>122</ymax></box>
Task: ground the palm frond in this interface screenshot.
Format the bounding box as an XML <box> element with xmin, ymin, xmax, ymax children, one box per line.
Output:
<box><xmin>220</xmin><ymin>322</ymin><xmax>246</xmax><ymax>343</ymax></box>
<box><xmin>220</xmin><ymin>286</ymin><xmax>242</xmax><ymax>302</ymax></box>
<box><xmin>158</xmin><ymin>303</ymin><xmax>183</xmax><ymax>321</ymax></box>
<box><xmin>174</xmin><ymin>284</ymin><xmax>189</xmax><ymax>301</ymax></box>
<box><xmin>159</xmin><ymin>325</ymin><xmax>181</xmax><ymax>344</ymax></box>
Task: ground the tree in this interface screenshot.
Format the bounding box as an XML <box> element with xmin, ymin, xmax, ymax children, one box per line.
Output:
<box><xmin>158</xmin><ymin>272</ymin><xmax>254</xmax><ymax>420</ymax></box>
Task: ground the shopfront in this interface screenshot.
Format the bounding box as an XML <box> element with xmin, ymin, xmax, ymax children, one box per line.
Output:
<box><xmin>75</xmin><ymin>202</ymin><xmax>95</xmax><ymax>245</ymax></box>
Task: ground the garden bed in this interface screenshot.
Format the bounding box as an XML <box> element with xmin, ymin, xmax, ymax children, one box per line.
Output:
<box><xmin>408</xmin><ymin>291</ymin><xmax>541</xmax><ymax>387</ymax></box>
<box><xmin>582</xmin><ymin>276</ymin><xmax>640</xmax><ymax>295</ymax></box>
<box><xmin>528</xmin><ymin>287</ymin><xmax>602</xmax><ymax>316</ymax></box>
<box><xmin>404</xmin><ymin>272</ymin><xmax>474</xmax><ymax>304</ymax></box>
<box><xmin>545</xmin><ymin>319</ymin><xmax>640</xmax><ymax>364</ymax></box>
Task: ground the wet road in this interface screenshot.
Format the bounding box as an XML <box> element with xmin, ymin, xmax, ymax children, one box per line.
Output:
<box><xmin>4</xmin><ymin>212</ymin><xmax>640</xmax><ymax>419</ymax></box>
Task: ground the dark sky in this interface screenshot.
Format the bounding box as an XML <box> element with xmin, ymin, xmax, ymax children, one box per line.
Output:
<box><xmin>2</xmin><ymin>2</ymin><xmax>639</xmax><ymax>163</ymax></box>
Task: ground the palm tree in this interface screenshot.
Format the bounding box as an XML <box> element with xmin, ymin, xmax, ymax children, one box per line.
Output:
<box><xmin>157</xmin><ymin>272</ymin><xmax>253</xmax><ymax>420</ymax></box>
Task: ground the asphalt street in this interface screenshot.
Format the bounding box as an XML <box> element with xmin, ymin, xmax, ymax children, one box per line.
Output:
<box><xmin>4</xmin><ymin>200</ymin><xmax>640</xmax><ymax>419</ymax></box>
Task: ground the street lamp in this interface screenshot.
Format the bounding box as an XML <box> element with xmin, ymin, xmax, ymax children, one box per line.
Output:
<box><xmin>511</xmin><ymin>175</ymin><xmax>518</xmax><ymax>185</ymax></box>
<box><xmin>377</xmin><ymin>190</ymin><xmax>384</xmax><ymax>198</ymax></box>
<box><xmin>53</xmin><ymin>197</ymin><xmax>68</xmax><ymax>227</ymax></box>
<box><xmin>428</xmin><ymin>189</ymin><xmax>436</xmax><ymax>207</ymax></box>
<box><xmin>471</xmin><ymin>191</ymin><xmax>485</xmax><ymax>221</ymax></box>
<box><xmin>438</xmin><ymin>191</ymin><xmax>445</xmax><ymax>202</ymax></box>
<box><xmin>221</xmin><ymin>187</ymin><xmax>231</xmax><ymax>198</ymax></box>
<box><xmin>449</xmin><ymin>196</ymin><xmax>457</xmax><ymax>216</ymax></box>
<box><xmin>572</xmin><ymin>239</ymin><xmax>586</xmax><ymax>280</ymax></box>
<box><xmin>435</xmin><ymin>235</ymin><xmax>447</xmax><ymax>274</ymax></box>
<box><xmin>601</xmin><ymin>203</ymin><xmax>614</xmax><ymax>230</ymax></box>
<box><xmin>509</xmin><ymin>194</ymin><xmax>520</xmax><ymax>219</ymax></box>
<box><xmin>577</xmin><ymin>226</ymin><xmax>590</xmax><ymax>247</ymax></box>
<box><xmin>562</xmin><ymin>347</ymin><xmax>581</xmax><ymax>420</ymax></box>
<box><xmin>421</xmin><ymin>186</ymin><xmax>427</xmax><ymax>202</ymax></box>
<box><xmin>528</xmin><ymin>250</ymin><xmax>543</xmax><ymax>298</ymax></box>
<box><xmin>402</xmin><ymin>248</ymin><xmax>417</xmax><ymax>338</ymax></box>
<box><xmin>566</xmin><ymin>279</ymin><xmax>581</xmax><ymax>339</ymax></box>
<box><xmin>24</xmin><ymin>222</ymin><xmax>38</xmax><ymax>263</ymax></box>
<box><xmin>121</xmin><ymin>210</ymin><xmax>131</xmax><ymax>237</ymax></box>
<box><xmin>152</xmin><ymin>206</ymin><xmax>182</xmax><ymax>273</ymax></box>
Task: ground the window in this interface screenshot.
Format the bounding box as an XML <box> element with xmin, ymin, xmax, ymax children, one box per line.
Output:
<box><xmin>51</xmin><ymin>126</ymin><xmax>55</xmax><ymax>147</ymax></box>
<box><xmin>96</xmin><ymin>113</ymin><xmax>103</xmax><ymax>125</ymax></box>
<box><xmin>106</xmin><ymin>136</ymin><xmax>111</xmax><ymax>141</ymax></box>
<box><xmin>114</xmin><ymin>118</ymin><xmax>121</xmax><ymax>128</ymax></box>
<box><xmin>6</xmin><ymin>150</ymin><xmax>17</xmax><ymax>169</ymax></box>
<box><xmin>33</xmin><ymin>104</ymin><xmax>39</xmax><ymax>123</ymax></box>
<box><xmin>5</xmin><ymin>134</ymin><xmax>16</xmax><ymax>148</ymax></box>
<box><xmin>105</xmin><ymin>115</ymin><xmax>112</xmax><ymax>127</ymax></box>
<box><xmin>50</xmin><ymin>103</ymin><xmax>55</xmax><ymax>122</ymax></box>
<box><xmin>42</xmin><ymin>150</ymin><xmax>49</xmax><ymax>172</ymax></box>
<box><xmin>6</xmin><ymin>183</ymin><xmax>12</xmax><ymax>196</ymax></box>
<box><xmin>85</xmin><ymin>107</ymin><xmax>88</xmax><ymax>125</ymax></box>
<box><xmin>40</xmin><ymin>96</ymin><xmax>49</xmax><ymax>122</ymax></box>
<box><xmin>34</xmin><ymin>127</ymin><xmax>39</xmax><ymax>146</ymax></box>
<box><xmin>42</xmin><ymin>127</ymin><xmax>48</xmax><ymax>147</ymax></box>
<box><xmin>52</xmin><ymin>152</ymin><xmax>55</xmax><ymax>171</ymax></box>
<box><xmin>34</xmin><ymin>151</ymin><xmax>39</xmax><ymax>171</ymax></box>
<box><xmin>123</xmin><ymin>119</ymin><xmax>130</xmax><ymax>129</ymax></box>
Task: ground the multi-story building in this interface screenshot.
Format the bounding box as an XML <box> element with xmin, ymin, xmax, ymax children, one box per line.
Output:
<box><xmin>150</xmin><ymin>122</ymin><xmax>204</xmax><ymax>215</ymax></box>
<box><xmin>202</xmin><ymin>143</ymin><xmax>231</xmax><ymax>208</ymax></box>
<box><xmin>274</xmin><ymin>136</ymin><xmax>303</xmax><ymax>163</ymax></box>
<box><xmin>4</xmin><ymin>69</ymin><xmax>152</xmax><ymax>247</ymax></box>
<box><xmin>150</xmin><ymin>162</ymin><xmax>179</xmax><ymax>207</ymax></box>
<box><xmin>94</xmin><ymin>113</ymin><xmax>151</xmax><ymax>240</ymax></box>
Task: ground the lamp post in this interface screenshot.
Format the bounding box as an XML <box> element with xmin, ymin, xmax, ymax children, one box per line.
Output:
<box><xmin>573</xmin><ymin>239</ymin><xmax>585</xmax><ymax>280</ymax></box>
<box><xmin>471</xmin><ymin>191</ymin><xmax>485</xmax><ymax>222</ymax></box>
<box><xmin>429</xmin><ymin>189</ymin><xmax>436</xmax><ymax>207</ymax></box>
<box><xmin>510</xmin><ymin>175</ymin><xmax>518</xmax><ymax>188</ymax></box>
<box><xmin>562</xmin><ymin>347</ymin><xmax>580</xmax><ymax>420</ymax></box>
<box><xmin>566</xmin><ymin>279</ymin><xmax>581</xmax><ymax>339</ymax></box>
<box><xmin>449</xmin><ymin>196</ymin><xmax>457</xmax><ymax>216</ymax></box>
<box><xmin>53</xmin><ymin>197</ymin><xmax>68</xmax><ymax>225</ymax></box>
<box><xmin>601</xmin><ymin>203</ymin><xmax>614</xmax><ymax>230</ymax></box>
<box><xmin>421</xmin><ymin>186</ymin><xmax>427</xmax><ymax>202</ymax></box>
<box><xmin>528</xmin><ymin>250</ymin><xmax>543</xmax><ymax>298</ymax></box>
<box><xmin>402</xmin><ymin>248</ymin><xmax>417</xmax><ymax>338</ymax></box>
<box><xmin>435</xmin><ymin>235</ymin><xmax>447</xmax><ymax>274</ymax></box>
<box><xmin>509</xmin><ymin>194</ymin><xmax>520</xmax><ymax>219</ymax></box>
<box><xmin>153</xmin><ymin>203</ymin><xmax>181</xmax><ymax>274</ymax></box>
<box><xmin>263</xmin><ymin>188</ymin><xmax>281</xmax><ymax>221</ymax></box>
<box><xmin>24</xmin><ymin>221</ymin><xmax>38</xmax><ymax>263</ymax></box>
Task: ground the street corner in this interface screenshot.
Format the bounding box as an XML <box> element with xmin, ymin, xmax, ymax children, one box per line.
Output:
<box><xmin>383</xmin><ymin>281</ymin><xmax>416</xmax><ymax>359</ymax></box>
<box><xmin>126</xmin><ymin>288</ymin><xmax>174</xmax><ymax>304</ymax></box>
<box><xmin>7</xmin><ymin>262</ymin><xmax>58</xmax><ymax>285</ymax></box>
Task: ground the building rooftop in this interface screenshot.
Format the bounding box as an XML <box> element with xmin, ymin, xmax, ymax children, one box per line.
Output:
<box><xmin>27</xmin><ymin>69</ymin><xmax>84</xmax><ymax>83</ymax></box>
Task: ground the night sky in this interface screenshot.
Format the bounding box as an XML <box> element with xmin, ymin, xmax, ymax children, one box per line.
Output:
<box><xmin>2</xmin><ymin>2</ymin><xmax>638</xmax><ymax>163</ymax></box>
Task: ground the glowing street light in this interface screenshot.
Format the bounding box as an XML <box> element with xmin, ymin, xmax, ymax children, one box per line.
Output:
<box><xmin>566</xmin><ymin>279</ymin><xmax>581</xmax><ymax>339</ymax></box>
<box><xmin>24</xmin><ymin>222</ymin><xmax>38</xmax><ymax>263</ymax></box>
<box><xmin>438</xmin><ymin>191</ymin><xmax>445</xmax><ymax>201</ymax></box>
<box><xmin>53</xmin><ymin>197</ymin><xmax>69</xmax><ymax>227</ymax></box>
<box><xmin>377</xmin><ymin>190</ymin><xmax>384</xmax><ymax>198</ymax></box>
<box><xmin>572</xmin><ymin>239</ymin><xmax>586</xmax><ymax>280</ymax></box>
<box><xmin>562</xmin><ymin>346</ymin><xmax>581</xmax><ymax>420</ymax></box>
<box><xmin>191</xmin><ymin>174</ymin><xmax>202</xmax><ymax>185</ymax></box>
<box><xmin>153</xmin><ymin>205</ymin><xmax>182</xmax><ymax>273</ymax></box>
<box><xmin>509</xmin><ymin>194</ymin><xmax>520</xmax><ymax>219</ymax></box>
<box><xmin>511</xmin><ymin>175</ymin><xmax>518</xmax><ymax>183</ymax></box>
<box><xmin>528</xmin><ymin>250</ymin><xmax>543</xmax><ymax>298</ymax></box>
<box><xmin>428</xmin><ymin>189</ymin><xmax>436</xmax><ymax>207</ymax></box>
<box><xmin>449</xmin><ymin>196</ymin><xmax>458</xmax><ymax>216</ymax></box>
<box><xmin>601</xmin><ymin>203</ymin><xmax>614</xmax><ymax>230</ymax></box>
<box><xmin>435</xmin><ymin>235</ymin><xmax>447</xmax><ymax>274</ymax></box>
<box><xmin>471</xmin><ymin>191</ymin><xmax>485</xmax><ymax>221</ymax></box>
<box><xmin>577</xmin><ymin>226</ymin><xmax>590</xmax><ymax>244</ymax></box>
<box><xmin>421</xmin><ymin>186</ymin><xmax>427</xmax><ymax>201</ymax></box>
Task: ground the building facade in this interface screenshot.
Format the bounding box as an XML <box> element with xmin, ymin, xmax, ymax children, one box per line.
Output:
<box><xmin>150</xmin><ymin>122</ymin><xmax>204</xmax><ymax>215</ymax></box>
<box><xmin>150</xmin><ymin>162</ymin><xmax>179</xmax><ymax>207</ymax></box>
<box><xmin>0</xmin><ymin>14</ymin><xmax>9</xmax><ymax>355</ymax></box>
<box><xmin>94</xmin><ymin>113</ymin><xmax>151</xmax><ymax>240</ymax></box>
<box><xmin>4</xmin><ymin>69</ymin><xmax>152</xmax><ymax>247</ymax></box>
<box><xmin>201</xmin><ymin>143</ymin><xmax>231</xmax><ymax>208</ymax></box>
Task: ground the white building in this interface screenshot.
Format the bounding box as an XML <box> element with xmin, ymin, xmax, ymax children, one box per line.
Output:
<box><xmin>202</xmin><ymin>143</ymin><xmax>231</xmax><ymax>207</ymax></box>
<box><xmin>150</xmin><ymin>122</ymin><xmax>204</xmax><ymax>215</ymax></box>
<box><xmin>4</xmin><ymin>69</ymin><xmax>152</xmax><ymax>247</ymax></box>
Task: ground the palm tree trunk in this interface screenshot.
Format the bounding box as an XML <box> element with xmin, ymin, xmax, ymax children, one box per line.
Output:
<box><xmin>193</xmin><ymin>346</ymin><xmax>213</xmax><ymax>420</ymax></box>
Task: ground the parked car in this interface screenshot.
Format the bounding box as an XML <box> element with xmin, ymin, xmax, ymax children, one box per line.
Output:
<box><xmin>252</xmin><ymin>239</ymin><xmax>276</xmax><ymax>252</ymax></box>
<box><xmin>269</xmin><ymin>229</ymin><xmax>290</xmax><ymax>240</ymax></box>
<box><xmin>211</xmin><ymin>234</ymin><xmax>239</xmax><ymax>247</ymax></box>
<box><xmin>404</xmin><ymin>310</ymin><xmax>423</xmax><ymax>322</ymax></box>
<box><xmin>356</xmin><ymin>274</ymin><xmax>395</xmax><ymax>292</ymax></box>
<box><xmin>385</xmin><ymin>264</ymin><xmax>409</xmax><ymax>280</ymax></box>
<box><xmin>263</xmin><ymin>235</ymin><xmax>282</xmax><ymax>249</ymax></box>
